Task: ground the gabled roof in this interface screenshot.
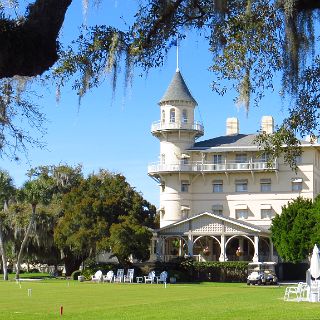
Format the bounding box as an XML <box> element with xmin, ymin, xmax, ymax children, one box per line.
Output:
<box><xmin>158</xmin><ymin>211</ymin><xmax>268</xmax><ymax>233</ymax></box>
<box><xmin>190</xmin><ymin>134</ymin><xmax>256</xmax><ymax>150</ymax></box>
<box><xmin>159</xmin><ymin>71</ymin><xmax>197</xmax><ymax>106</ymax></box>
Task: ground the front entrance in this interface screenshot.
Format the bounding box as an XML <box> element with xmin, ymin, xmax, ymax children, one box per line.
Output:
<box><xmin>193</xmin><ymin>236</ymin><xmax>220</xmax><ymax>261</ymax></box>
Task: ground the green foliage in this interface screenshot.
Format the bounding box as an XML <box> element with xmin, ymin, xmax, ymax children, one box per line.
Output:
<box><xmin>271</xmin><ymin>196</ymin><xmax>315</xmax><ymax>262</ymax></box>
<box><xmin>54</xmin><ymin>169</ymin><xmax>156</xmax><ymax>270</ymax></box>
<box><xmin>181</xmin><ymin>260</ymin><xmax>249</xmax><ymax>282</ymax></box>
<box><xmin>71</xmin><ymin>269</ymin><xmax>81</xmax><ymax>280</ymax></box>
<box><xmin>51</xmin><ymin>0</ymin><xmax>320</xmax><ymax>167</ymax></box>
<box><xmin>108</xmin><ymin>216</ymin><xmax>152</xmax><ymax>264</ymax></box>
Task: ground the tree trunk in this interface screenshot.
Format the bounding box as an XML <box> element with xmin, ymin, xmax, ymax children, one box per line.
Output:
<box><xmin>63</xmin><ymin>251</ymin><xmax>83</xmax><ymax>276</ymax></box>
<box><xmin>0</xmin><ymin>221</ymin><xmax>8</xmax><ymax>280</ymax></box>
<box><xmin>0</xmin><ymin>0</ymin><xmax>73</xmax><ymax>78</ymax></box>
<box><xmin>15</xmin><ymin>204</ymin><xmax>36</xmax><ymax>280</ymax></box>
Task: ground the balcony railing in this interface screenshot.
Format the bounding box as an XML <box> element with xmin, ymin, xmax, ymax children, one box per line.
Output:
<box><xmin>151</xmin><ymin>120</ymin><xmax>204</xmax><ymax>136</ymax></box>
<box><xmin>148</xmin><ymin>160</ymin><xmax>278</xmax><ymax>174</ymax></box>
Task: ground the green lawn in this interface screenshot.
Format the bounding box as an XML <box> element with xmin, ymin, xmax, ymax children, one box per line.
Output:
<box><xmin>0</xmin><ymin>280</ymin><xmax>319</xmax><ymax>319</ymax></box>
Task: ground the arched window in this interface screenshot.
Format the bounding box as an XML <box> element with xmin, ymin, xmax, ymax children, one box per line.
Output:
<box><xmin>182</xmin><ymin>109</ymin><xmax>188</xmax><ymax>123</ymax></box>
<box><xmin>170</xmin><ymin>108</ymin><xmax>175</xmax><ymax>123</ymax></box>
<box><xmin>162</xmin><ymin>110</ymin><xmax>165</xmax><ymax>123</ymax></box>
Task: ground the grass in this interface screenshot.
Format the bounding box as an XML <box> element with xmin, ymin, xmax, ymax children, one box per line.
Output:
<box><xmin>0</xmin><ymin>280</ymin><xmax>319</xmax><ymax>319</ymax></box>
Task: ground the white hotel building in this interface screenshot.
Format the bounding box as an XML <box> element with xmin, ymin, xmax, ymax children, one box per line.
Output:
<box><xmin>148</xmin><ymin>70</ymin><xmax>320</xmax><ymax>263</ymax></box>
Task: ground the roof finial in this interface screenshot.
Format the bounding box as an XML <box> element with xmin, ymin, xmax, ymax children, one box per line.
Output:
<box><xmin>176</xmin><ymin>35</ymin><xmax>179</xmax><ymax>72</ymax></box>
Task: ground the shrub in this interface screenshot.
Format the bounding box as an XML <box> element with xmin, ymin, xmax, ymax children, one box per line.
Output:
<box><xmin>71</xmin><ymin>270</ymin><xmax>81</xmax><ymax>280</ymax></box>
<box><xmin>180</xmin><ymin>261</ymin><xmax>249</xmax><ymax>282</ymax></box>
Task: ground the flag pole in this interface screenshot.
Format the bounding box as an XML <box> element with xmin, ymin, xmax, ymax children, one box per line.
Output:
<box><xmin>176</xmin><ymin>35</ymin><xmax>179</xmax><ymax>72</ymax></box>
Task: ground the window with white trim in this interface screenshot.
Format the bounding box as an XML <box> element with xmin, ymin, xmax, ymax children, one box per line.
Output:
<box><xmin>261</xmin><ymin>209</ymin><xmax>272</xmax><ymax>219</ymax></box>
<box><xmin>260</xmin><ymin>178</ymin><xmax>271</xmax><ymax>192</ymax></box>
<box><xmin>291</xmin><ymin>178</ymin><xmax>303</xmax><ymax>191</ymax></box>
<box><xmin>257</xmin><ymin>152</ymin><xmax>270</xmax><ymax>162</ymax></box>
<box><xmin>182</xmin><ymin>109</ymin><xmax>188</xmax><ymax>123</ymax></box>
<box><xmin>213</xmin><ymin>154</ymin><xmax>223</xmax><ymax>164</ymax></box>
<box><xmin>212</xmin><ymin>180</ymin><xmax>223</xmax><ymax>193</ymax></box>
<box><xmin>236</xmin><ymin>209</ymin><xmax>248</xmax><ymax>219</ymax></box>
<box><xmin>170</xmin><ymin>108</ymin><xmax>175</xmax><ymax>123</ymax></box>
<box><xmin>235</xmin><ymin>154</ymin><xmax>247</xmax><ymax>163</ymax></box>
<box><xmin>161</xmin><ymin>110</ymin><xmax>165</xmax><ymax>123</ymax></box>
<box><xmin>235</xmin><ymin>179</ymin><xmax>248</xmax><ymax>192</ymax></box>
<box><xmin>181</xmin><ymin>180</ymin><xmax>190</xmax><ymax>192</ymax></box>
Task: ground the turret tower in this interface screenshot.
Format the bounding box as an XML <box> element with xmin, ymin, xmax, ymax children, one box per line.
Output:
<box><xmin>148</xmin><ymin>70</ymin><xmax>204</xmax><ymax>227</ymax></box>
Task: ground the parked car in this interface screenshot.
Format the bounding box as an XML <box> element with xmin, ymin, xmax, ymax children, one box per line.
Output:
<box><xmin>247</xmin><ymin>262</ymin><xmax>278</xmax><ymax>285</ymax></box>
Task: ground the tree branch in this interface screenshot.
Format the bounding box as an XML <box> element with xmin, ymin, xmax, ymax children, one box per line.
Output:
<box><xmin>0</xmin><ymin>0</ymin><xmax>72</xmax><ymax>78</ymax></box>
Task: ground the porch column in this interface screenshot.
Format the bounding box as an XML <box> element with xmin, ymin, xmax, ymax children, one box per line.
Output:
<box><xmin>253</xmin><ymin>236</ymin><xmax>259</xmax><ymax>262</ymax></box>
<box><xmin>270</xmin><ymin>239</ymin><xmax>274</xmax><ymax>262</ymax></box>
<box><xmin>187</xmin><ymin>232</ymin><xmax>193</xmax><ymax>256</ymax></box>
<box><xmin>219</xmin><ymin>235</ymin><xmax>227</xmax><ymax>262</ymax></box>
<box><xmin>239</xmin><ymin>237</ymin><xmax>244</xmax><ymax>261</ymax></box>
<box><xmin>156</xmin><ymin>237</ymin><xmax>162</xmax><ymax>261</ymax></box>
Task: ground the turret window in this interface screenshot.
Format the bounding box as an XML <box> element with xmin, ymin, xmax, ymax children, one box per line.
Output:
<box><xmin>181</xmin><ymin>180</ymin><xmax>190</xmax><ymax>192</ymax></box>
<box><xmin>161</xmin><ymin>110</ymin><xmax>165</xmax><ymax>123</ymax></box>
<box><xmin>170</xmin><ymin>108</ymin><xmax>176</xmax><ymax>123</ymax></box>
<box><xmin>182</xmin><ymin>109</ymin><xmax>188</xmax><ymax>123</ymax></box>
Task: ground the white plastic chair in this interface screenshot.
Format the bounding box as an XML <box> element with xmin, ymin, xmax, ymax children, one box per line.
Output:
<box><xmin>144</xmin><ymin>271</ymin><xmax>155</xmax><ymax>284</ymax></box>
<box><xmin>156</xmin><ymin>271</ymin><xmax>168</xmax><ymax>284</ymax></box>
<box><xmin>114</xmin><ymin>269</ymin><xmax>124</xmax><ymax>283</ymax></box>
<box><xmin>91</xmin><ymin>270</ymin><xmax>103</xmax><ymax>283</ymax></box>
<box><xmin>284</xmin><ymin>282</ymin><xmax>309</xmax><ymax>301</ymax></box>
<box><xmin>103</xmin><ymin>270</ymin><xmax>114</xmax><ymax>283</ymax></box>
<box><xmin>123</xmin><ymin>269</ymin><xmax>134</xmax><ymax>283</ymax></box>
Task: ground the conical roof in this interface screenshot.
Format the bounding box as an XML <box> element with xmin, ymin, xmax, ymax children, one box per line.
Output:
<box><xmin>159</xmin><ymin>70</ymin><xmax>197</xmax><ymax>105</ymax></box>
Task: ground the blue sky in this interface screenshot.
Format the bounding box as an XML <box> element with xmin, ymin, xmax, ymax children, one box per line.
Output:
<box><xmin>0</xmin><ymin>1</ymin><xmax>288</xmax><ymax>207</ymax></box>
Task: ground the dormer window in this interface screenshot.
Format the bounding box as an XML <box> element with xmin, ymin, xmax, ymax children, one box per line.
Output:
<box><xmin>170</xmin><ymin>108</ymin><xmax>175</xmax><ymax>123</ymax></box>
<box><xmin>182</xmin><ymin>109</ymin><xmax>188</xmax><ymax>123</ymax></box>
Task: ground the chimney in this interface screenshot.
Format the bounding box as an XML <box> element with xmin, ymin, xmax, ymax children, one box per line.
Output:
<box><xmin>305</xmin><ymin>135</ymin><xmax>318</xmax><ymax>143</ymax></box>
<box><xmin>226</xmin><ymin>118</ymin><xmax>239</xmax><ymax>135</ymax></box>
<box><xmin>261</xmin><ymin>116</ymin><xmax>274</xmax><ymax>134</ymax></box>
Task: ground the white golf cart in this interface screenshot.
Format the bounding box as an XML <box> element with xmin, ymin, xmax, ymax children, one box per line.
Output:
<box><xmin>247</xmin><ymin>262</ymin><xmax>278</xmax><ymax>285</ymax></box>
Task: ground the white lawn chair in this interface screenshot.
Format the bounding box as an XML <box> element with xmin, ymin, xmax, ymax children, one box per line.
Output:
<box><xmin>103</xmin><ymin>270</ymin><xmax>114</xmax><ymax>283</ymax></box>
<box><xmin>91</xmin><ymin>270</ymin><xmax>103</xmax><ymax>283</ymax></box>
<box><xmin>123</xmin><ymin>269</ymin><xmax>134</xmax><ymax>283</ymax></box>
<box><xmin>309</xmin><ymin>280</ymin><xmax>320</xmax><ymax>302</ymax></box>
<box><xmin>156</xmin><ymin>271</ymin><xmax>168</xmax><ymax>284</ymax></box>
<box><xmin>114</xmin><ymin>269</ymin><xmax>124</xmax><ymax>283</ymax></box>
<box><xmin>144</xmin><ymin>271</ymin><xmax>155</xmax><ymax>284</ymax></box>
<box><xmin>284</xmin><ymin>282</ymin><xmax>309</xmax><ymax>301</ymax></box>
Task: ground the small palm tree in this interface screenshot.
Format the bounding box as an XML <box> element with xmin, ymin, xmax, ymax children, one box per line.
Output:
<box><xmin>15</xmin><ymin>177</ymin><xmax>53</xmax><ymax>279</ymax></box>
<box><xmin>0</xmin><ymin>170</ymin><xmax>15</xmax><ymax>280</ymax></box>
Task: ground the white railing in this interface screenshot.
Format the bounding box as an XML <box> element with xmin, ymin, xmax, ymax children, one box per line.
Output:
<box><xmin>151</xmin><ymin>120</ymin><xmax>204</xmax><ymax>134</ymax></box>
<box><xmin>148</xmin><ymin>160</ymin><xmax>278</xmax><ymax>174</ymax></box>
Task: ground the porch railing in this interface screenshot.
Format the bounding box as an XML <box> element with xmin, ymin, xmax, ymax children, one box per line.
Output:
<box><xmin>151</xmin><ymin>120</ymin><xmax>204</xmax><ymax>135</ymax></box>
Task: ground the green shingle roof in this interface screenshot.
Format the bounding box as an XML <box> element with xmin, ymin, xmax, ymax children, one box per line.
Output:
<box><xmin>159</xmin><ymin>71</ymin><xmax>197</xmax><ymax>105</ymax></box>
